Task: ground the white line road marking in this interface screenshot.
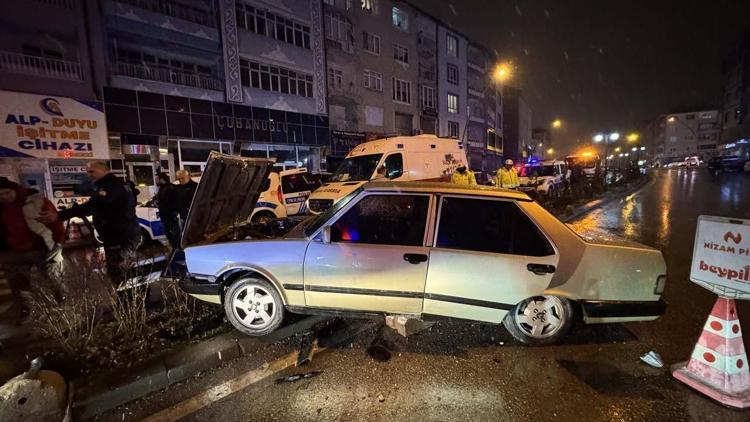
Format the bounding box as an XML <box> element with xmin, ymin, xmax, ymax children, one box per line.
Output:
<box><xmin>142</xmin><ymin>347</ymin><xmax>326</xmax><ymax>422</ymax></box>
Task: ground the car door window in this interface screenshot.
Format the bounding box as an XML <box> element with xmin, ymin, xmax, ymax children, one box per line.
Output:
<box><xmin>436</xmin><ymin>197</ymin><xmax>554</xmax><ymax>256</ymax></box>
<box><xmin>281</xmin><ymin>173</ymin><xmax>322</xmax><ymax>194</ymax></box>
<box><xmin>384</xmin><ymin>154</ymin><xmax>404</xmax><ymax>179</ymax></box>
<box><xmin>331</xmin><ymin>194</ymin><xmax>429</xmax><ymax>246</ymax></box>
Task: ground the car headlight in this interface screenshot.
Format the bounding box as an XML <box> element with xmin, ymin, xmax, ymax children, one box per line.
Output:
<box><xmin>655</xmin><ymin>275</ymin><xmax>667</xmax><ymax>294</ymax></box>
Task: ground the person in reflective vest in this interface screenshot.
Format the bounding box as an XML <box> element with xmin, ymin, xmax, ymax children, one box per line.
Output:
<box><xmin>451</xmin><ymin>166</ymin><xmax>477</xmax><ymax>185</ymax></box>
<box><xmin>496</xmin><ymin>159</ymin><xmax>520</xmax><ymax>189</ymax></box>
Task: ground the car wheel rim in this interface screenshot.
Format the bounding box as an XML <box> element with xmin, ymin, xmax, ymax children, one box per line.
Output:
<box><xmin>514</xmin><ymin>296</ymin><xmax>565</xmax><ymax>339</ymax></box>
<box><xmin>231</xmin><ymin>285</ymin><xmax>276</xmax><ymax>329</ymax></box>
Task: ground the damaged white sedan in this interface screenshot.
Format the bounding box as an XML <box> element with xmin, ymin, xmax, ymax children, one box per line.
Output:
<box><xmin>175</xmin><ymin>153</ymin><xmax>666</xmax><ymax>345</ymax></box>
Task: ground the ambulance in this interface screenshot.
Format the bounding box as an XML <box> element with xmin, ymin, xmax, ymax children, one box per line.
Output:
<box><xmin>306</xmin><ymin>134</ymin><xmax>468</xmax><ymax>214</ymax></box>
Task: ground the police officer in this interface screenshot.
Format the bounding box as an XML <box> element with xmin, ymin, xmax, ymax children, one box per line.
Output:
<box><xmin>39</xmin><ymin>161</ymin><xmax>141</xmax><ymax>285</ymax></box>
<box><xmin>451</xmin><ymin>165</ymin><xmax>477</xmax><ymax>185</ymax></box>
<box><xmin>496</xmin><ymin>159</ymin><xmax>520</xmax><ymax>189</ymax></box>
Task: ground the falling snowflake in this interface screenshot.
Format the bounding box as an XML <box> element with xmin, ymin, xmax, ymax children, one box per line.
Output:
<box><xmin>544</xmin><ymin>9</ymin><xmax>550</xmax><ymax>17</ymax></box>
<box><xmin>564</xmin><ymin>51</ymin><xmax>569</xmax><ymax>61</ymax></box>
<box><xmin>515</xmin><ymin>4</ymin><xmax>522</xmax><ymax>16</ymax></box>
<box><xmin>449</xmin><ymin>4</ymin><xmax>457</xmax><ymax>16</ymax></box>
<box><xmin>523</xmin><ymin>48</ymin><xmax>529</xmax><ymax>55</ymax></box>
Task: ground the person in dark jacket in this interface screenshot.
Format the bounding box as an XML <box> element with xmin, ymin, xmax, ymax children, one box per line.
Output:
<box><xmin>174</xmin><ymin>169</ymin><xmax>198</xmax><ymax>222</ymax></box>
<box><xmin>0</xmin><ymin>178</ymin><xmax>65</xmax><ymax>316</ymax></box>
<box><xmin>156</xmin><ymin>173</ymin><xmax>180</xmax><ymax>249</ymax></box>
<box><xmin>39</xmin><ymin>161</ymin><xmax>141</xmax><ymax>285</ymax></box>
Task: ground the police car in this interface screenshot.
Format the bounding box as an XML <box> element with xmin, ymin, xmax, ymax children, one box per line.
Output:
<box><xmin>518</xmin><ymin>159</ymin><xmax>568</xmax><ymax>199</ymax></box>
<box><xmin>252</xmin><ymin>168</ymin><xmax>322</xmax><ymax>223</ymax></box>
<box><xmin>136</xmin><ymin>168</ymin><xmax>322</xmax><ymax>241</ymax></box>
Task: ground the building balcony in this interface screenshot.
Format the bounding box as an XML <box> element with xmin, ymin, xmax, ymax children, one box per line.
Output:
<box><xmin>114</xmin><ymin>0</ymin><xmax>216</xmax><ymax>27</ymax></box>
<box><xmin>0</xmin><ymin>51</ymin><xmax>83</xmax><ymax>80</ymax></box>
<box><xmin>110</xmin><ymin>61</ymin><xmax>222</xmax><ymax>91</ymax></box>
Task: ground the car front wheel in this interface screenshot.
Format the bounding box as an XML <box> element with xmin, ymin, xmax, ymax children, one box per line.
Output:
<box><xmin>224</xmin><ymin>277</ymin><xmax>284</xmax><ymax>336</ymax></box>
<box><xmin>503</xmin><ymin>295</ymin><xmax>574</xmax><ymax>345</ymax></box>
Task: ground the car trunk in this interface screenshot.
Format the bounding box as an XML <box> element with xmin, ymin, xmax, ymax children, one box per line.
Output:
<box><xmin>181</xmin><ymin>152</ymin><xmax>274</xmax><ymax>248</ymax></box>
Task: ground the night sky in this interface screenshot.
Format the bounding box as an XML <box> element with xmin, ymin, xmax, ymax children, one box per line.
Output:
<box><xmin>412</xmin><ymin>0</ymin><xmax>750</xmax><ymax>153</ymax></box>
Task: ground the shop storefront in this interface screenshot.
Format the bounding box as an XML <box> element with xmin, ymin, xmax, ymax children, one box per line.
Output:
<box><xmin>0</xmin><ymin>89</ymin><xmax>109</xmax><ymax>208</ymax></box>
<box><xmin>103</xmin><ymin>87</ymin><xmax>330</xmax><ymax>200</ymax></box>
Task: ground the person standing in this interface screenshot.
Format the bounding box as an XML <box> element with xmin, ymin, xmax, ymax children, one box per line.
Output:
<box><xmin>39</xmin><ymin>161</ymin><xmax>141</xmax><ymax>285</ymax></box>
<box><xmin>451</xmin><ymin>166</ymin><xmax>477</xmax><ymax>185</ymax></box>
<box><xmin>174</xmin><ymin>169</ymin><xmax>198</xmax><ymax>223</ymax></box>
<box><xmin>495</xmin><ymin>159</ymin><xmax>520</xmax><ymax>189</ymax></box>
<box><xmin>0</xmin><ymin>178</ymin><xmax>65</xmax><ymax>316</ymax></box>
<box><xmin>156</xmin><ymin>173</ymin><xmax>180</xmax><ymax>249</ymax></box>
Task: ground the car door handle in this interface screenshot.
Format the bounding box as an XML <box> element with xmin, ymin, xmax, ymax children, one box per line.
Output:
<box><xmin>527</xmin><ymin>263</ymin><xmax>556</xmax><ymax>275</ymax></box>
<box><xmin>403</xmin><ymin>253</ymin><xmax>428</xmax><ymax>264</ymax></box>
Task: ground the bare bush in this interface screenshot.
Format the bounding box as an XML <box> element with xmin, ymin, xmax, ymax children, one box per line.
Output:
<box><xmin>159</xmin><ymin>277</ymin><xmax>197</xmax><ymax>318</ymax></box>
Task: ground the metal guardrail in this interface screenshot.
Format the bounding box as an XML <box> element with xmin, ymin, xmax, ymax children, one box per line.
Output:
<box><xmin>111</xmin><ymin>62</ymin><xmax>223</xmax><ymax>91</ymax></box>
<box><xmin>0</xmin><ymin>51</ymin><xmax>83</xmax><ymax>80</ymax></box>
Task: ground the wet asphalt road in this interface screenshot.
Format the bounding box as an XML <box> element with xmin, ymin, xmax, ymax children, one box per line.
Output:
<box><xmin>106</xmin><ymin>168</ymin><xmax>750</xmax><ymax>422</ymax></box>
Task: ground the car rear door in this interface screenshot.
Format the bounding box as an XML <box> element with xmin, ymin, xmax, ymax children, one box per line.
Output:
<box><xmin>423</xmin><ymin>195</ymin><xmax>560</xmax><ymax>323</ymax></box>
<box><xmin>280</xmin><ymin>172</ymin><xmax>321</xmax><ymax>216</ymax></box>
<box><xmin>303</xmin><ymin>192</ymin><xmax>434</xmax><ymax>314</ymax></box>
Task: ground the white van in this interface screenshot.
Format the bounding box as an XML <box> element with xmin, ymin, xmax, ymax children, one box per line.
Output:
<box><xmin>306</xmin><ymin>134</ymin><xmax>468</xmax><ymax>213</ymax></box>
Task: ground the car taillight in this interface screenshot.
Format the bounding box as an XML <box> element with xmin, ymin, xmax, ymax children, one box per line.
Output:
<box><xmin>655</xmin><ymin>275</ymin><xmax>667</xmax><ymax>295</ymax></box>
<box><xmin>277</xmin><ymin>189</ymin><xmax>283</xmax><ymax>204</ymax></box>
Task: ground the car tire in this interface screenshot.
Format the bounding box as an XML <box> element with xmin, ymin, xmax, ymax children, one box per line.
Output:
<box><xmin>224</xmin><ymin>276</ymin><xmax>284</xmax><ymax>336</ymax></box>
<box><xmin>252</xmin><ymin>211</ymin><xmax>276</xmax><ymax>226</ymax></box>
<box><xmin>503</xmin><ymin>295</ymin><xmax>575</xmax><ymax>345</ymax></box>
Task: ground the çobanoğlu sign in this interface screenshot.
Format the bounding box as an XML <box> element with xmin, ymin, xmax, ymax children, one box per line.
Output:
<box><xmin>690</xmin><ymin>215</ymin><xmax>750</xmax><ymax>296</ymax></box>
<box><xmin>0</xmin><ymin>90</ymin><xmax>109</xmax><ymax>159</ymax></box>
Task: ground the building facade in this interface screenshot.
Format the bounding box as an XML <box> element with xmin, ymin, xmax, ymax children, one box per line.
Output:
<box><xmin>719</xmin><ymin>31</ymin><xmax>750</xmax><ymax>159</ymax></box>
<box><xmin>436</xmin><ymin>24</ymin><xmax>467</xmax><ymax>146</ymax></box>
<box><xmin>465</xmin><ymin>42</ymin><xmax>502</xmax><ymax>170</ymax></box>
<box><xmin>502</xmin><ymin>86</ymin><xmax>531</xmax><ymax>163</ymax></box>
<box><xmin>651</xmin><ymin>110</ymin><xmax>719</xmax><ymax>165</ymax></box>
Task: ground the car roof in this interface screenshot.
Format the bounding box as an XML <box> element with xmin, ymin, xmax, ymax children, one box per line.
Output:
<box><xmin>362</xmin><ymin>181</ymin><xmax>532</xmax><ymax>201</ymax></box>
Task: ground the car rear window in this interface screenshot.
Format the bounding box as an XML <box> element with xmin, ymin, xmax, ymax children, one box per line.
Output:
<box><xmin>436</xmin><ymin>197</ymin><xmax>555</xmax><ymax>256</ymax></box>
<box><xmin>281</xmin><ymin>173</ymin><xmax>323</xmax><ymax>194</ymax></box>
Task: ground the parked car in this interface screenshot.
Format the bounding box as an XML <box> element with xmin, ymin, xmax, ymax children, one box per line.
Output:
<box><xmin>306</xmin><ymin>135</ymin><xmax>468</xmax><ymax>214</ymax></box>
<box><xmin>518</xmin><ymin>159</ymin><xmax>567</xmax><ymax>199</ymax></box>
<box><xmin>176</xmin><ymin>153</ymin><xmax>667</xmax><ymax>345</ymax></box>
<box><xmin>707</xmin><ymin>155</ymin><xmax>748</xmax><ymax>175</ymax></box>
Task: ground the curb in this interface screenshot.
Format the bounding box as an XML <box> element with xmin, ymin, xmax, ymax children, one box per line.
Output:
<box><xmin>72</xmin><ymin>315</ymin><xmax>328</xmax><ymax>420</ymax></box>
<box><xmin>560</xmin><ymin>176</ymin><xmax>652</xmax><ymax>223</ymax></box>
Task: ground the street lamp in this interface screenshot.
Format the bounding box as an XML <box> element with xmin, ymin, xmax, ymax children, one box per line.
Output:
<box><xmin>593</xmin><ymin>131</ymin><xmax>620</xmax><ymax>181</ymax></box>
<box><xmin>626</xmin><ymin>133</ymin><xmax>640</xmax><ymax>143</ymax></box>
<box><xmin>552</xmin><ymin>119</ymin><xmax>562</xmax><ymax>129</ymax></box>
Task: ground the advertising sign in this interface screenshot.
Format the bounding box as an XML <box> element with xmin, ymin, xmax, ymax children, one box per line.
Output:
<box><xmin>0</xmin><ymin>90</ymin><xmax>109</xmax><ymax>159</ymax></box>
<box><xmin>690</xmin><ymin>215</ymin><xmax>750</xmax><ymax>299</ymax></box>
<box><xmin>48</xmin><ymin>159</ymin><xmax>93</xmax><ymax>209</ymax></box>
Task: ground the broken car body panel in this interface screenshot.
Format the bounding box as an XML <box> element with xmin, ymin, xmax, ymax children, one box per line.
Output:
<box><xmin>181</xmin><ymin>182</ymin><xmax>666</xmax><ymax>330</ymax></box>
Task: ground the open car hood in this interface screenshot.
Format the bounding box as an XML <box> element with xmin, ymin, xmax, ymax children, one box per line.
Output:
<box><xmin>181</xmin><ymin>152</ymin><xmax>274</xmax><ymax>248</ymax></box>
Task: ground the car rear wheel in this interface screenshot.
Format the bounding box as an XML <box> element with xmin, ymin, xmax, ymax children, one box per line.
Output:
<box><xmin>224</xmin><ymin>277</ymin><xmax>284</xmax><ymax>336</ymax></box>
<box><xmin>251</xmin><ymin>211</ymin><xmax>276</xmax><ymax>226</ymax></box>
<box><xmin>503</xmin><ymin>295</ymin><xmax>574</xmax><ymax>345</ymax></box>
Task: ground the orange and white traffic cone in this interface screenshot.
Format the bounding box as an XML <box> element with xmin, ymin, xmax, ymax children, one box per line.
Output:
<box><xmin>672</xmin><ymin>296</ymin><xmax>750</xmax><ymax>408</ymax></box>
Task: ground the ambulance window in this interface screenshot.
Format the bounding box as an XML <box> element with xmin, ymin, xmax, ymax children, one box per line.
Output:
<box><xmin>384</xmin><ymin>154</ymin><xmax>403</xmax><ymax>179</ymax></box>
<box><xmin>436</xmin><ymin>197</ymin><xmax>554</xmax><ymax>256</ymax></box>
<box><xmin>331</xmin><ymin>194</ymin><xmax>429</xmax><ymax>246</ymax></box>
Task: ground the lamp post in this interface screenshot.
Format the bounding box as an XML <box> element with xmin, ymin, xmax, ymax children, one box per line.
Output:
<box><xmin>593</xmin><ymin>131</ymin><xmax>620</xmax><ymax>182</ymax></box>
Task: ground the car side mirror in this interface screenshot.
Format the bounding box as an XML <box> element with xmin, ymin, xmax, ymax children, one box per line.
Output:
<box><xmin>321</xmin><ymin>226</ymin><xmax>331</xmax><ymax>244</ymax></box>
<box><xmin>388</xmin><ymin>169</ymin><xmax>403</xmax><ymax>179</ymax></box>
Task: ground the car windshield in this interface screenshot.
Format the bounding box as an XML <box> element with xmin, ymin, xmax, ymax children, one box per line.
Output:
<box><xmin>304</xmin><ymin>187</ymin><xmax>363</xmax><ymax>236</ymax></box>
<box><xmin>330</xmin><ymin>154</ymin><xmax>383</xmax><ymax>182</ymax></box>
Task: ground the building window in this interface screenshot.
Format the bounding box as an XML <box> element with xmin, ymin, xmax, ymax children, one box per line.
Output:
<box><xmin>448</xmin><ymin>121</ymin><xmax>459</xmax><ymax>138</ymax></box>
<box><xmin>447</xmin><ymin>63</ymin><xmax>459</xmax><ymax>85</ymax></box>
<box><xmin>236</xmin><ymin>3</ymin><xmax>311</xmax><ymax>49</ymax></box>
<box><xmin>363</xmin><ymin>69</ymin><xmax>383</xmax><ymax>91</ymax></box>
<box><xmin>325</xmin><ymin>12</ymin><xmax>353</xmax><ymax>51</ymax></box>
<box><xmin>446</xmin><ymin>33</ymin><xmax>458</xmax><ymax>57</ymax></box>
<box><xmin>393</xmin><ymin>44</ymin><xmax>409</xmax><ymax>64</ymax></box>
<box><xmin>22</xmin><ymin>44</ymin><xmax>63</xmax><ymax>60</ymax></box>
<box><xmin>361</xmin><ymin>0</ymin><xmax>378</xmax><ymax>13</ymax></box>
<box><xmin>363</xmin><ymin>32</ymin><xmax>381</xmax><ymax>55</ymax></box>
<box><xmin>421</xmin><ymin>85</ymin><xmax>435</xmax><ymax>109</ymax></box>
<box><xmin>392</xmin><ymin>78</ymin><xmax>411</xmax><ymax>104</ymax></box>
<box><xmin>328</xmin><ymin>68</ymin><xmax>343</xmax><ymax>90</ymax></box>
<box><xmin>392</xmin><ymin>6</ymin><xmax>408</xmax><ymax>31</ymax></box>
<box><xmin>240</xmin><ymin>58</ymin><xmax>313</xmax><ymax>97</ymax></box>
<box><xmin>447</xmin><ymin>93</ymin><xmax>458</xmax><ymax>114</ymax></box>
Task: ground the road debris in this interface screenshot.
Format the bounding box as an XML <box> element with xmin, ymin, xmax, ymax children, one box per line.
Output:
<box><xmin>377</xmin><ymin>394</ymin><xmax>385</xmax><ymax>402</ymax></box>
<box><xmin>366</xmin><ymin>344</ymin><xmax>391</xmax><ymax>362</ymax></box>
<box><xmin>640</xmin><ymin>351</ymin><xmax>664</xmax><ymax>368</ymax></box>
<box><xmin>274</xmin><ymin>371</ymin><xmax>322</xmax><ymax>384</ymax></box>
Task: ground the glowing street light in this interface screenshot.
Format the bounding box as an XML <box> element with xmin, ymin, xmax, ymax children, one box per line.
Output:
<box><xmin>632</xmin><ymin>147</ymin><xmax>638</xmax><ymax>152</ymax></box>
<box><xmin>593</xmin><ymin>132</ymin><xmax>621</xmax><ymax>178</ymax></box>
<box><xmin>667</xmin><ymin>116</ymin><xmax>676</xmax><ymax>123</ymax></box>
<box><xmin>547</xmin><ymin>148</ymin><xmax>554</xmax><ymax>155</ymax></box>
<box><xmin>593</xmin><ymin>134</ymin><xmax>604</xmax><ymax>143</ymax></box>
<box><xmin>494</xmin><ymin>62</ymin><xmax>513</xmax><ymax>83</ymax></box>
<box><xmin>552</xmin><ymin>119</ymin><xmax>562</xmax><ymax>129</ymax></box>
<box><xmin>627</xmin><ymin>133</ymin><xmax>640</xmax><ymax>142</ymax></box>
<box><xmin>640</xmin><ymin>146</ymin><xmax>646</xmax><ymax>151</ymax></box>
<box><xmin>614</xmin><ymin>147</ymin><xmax>621</xmax><ymax>152</ymax></box>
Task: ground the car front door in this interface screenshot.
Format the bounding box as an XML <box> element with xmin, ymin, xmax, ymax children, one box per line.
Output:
<box><xmin>423</xmin><ymin>196</ymin><xmax>559</xmax><ymax>323</ymax></box>
<box><xmin>303</xmin><ymin>193</ymin><xmax>433</xmax><ymax>314</ymax></box>
<box><xmin>280</xmin><ymin>172</ymin><xmax>321</xmax><ymax>216</ymax></box>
